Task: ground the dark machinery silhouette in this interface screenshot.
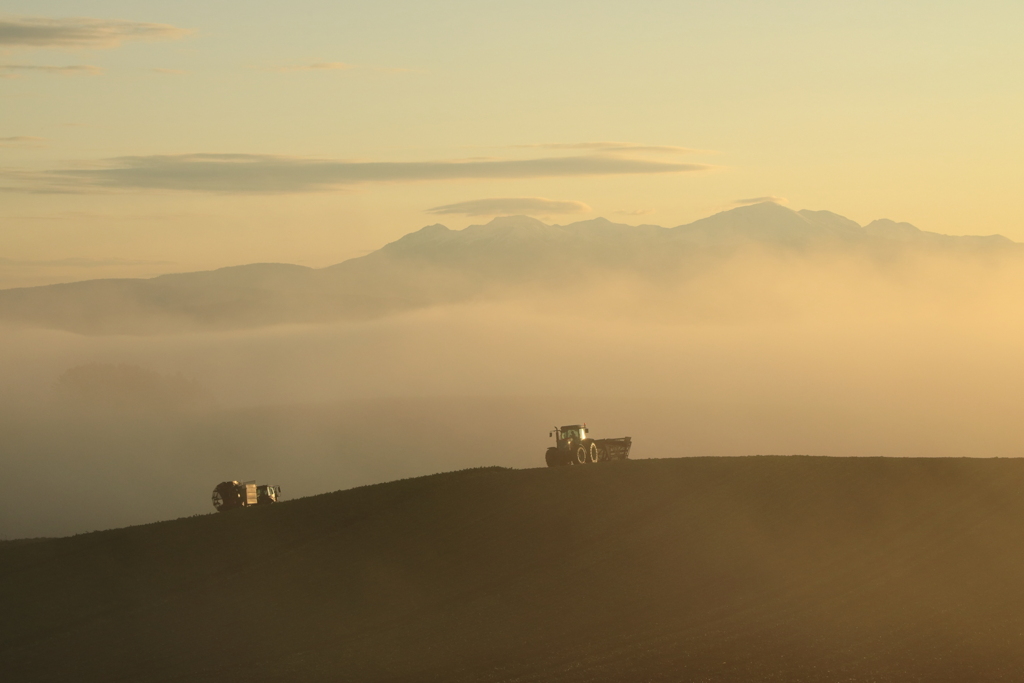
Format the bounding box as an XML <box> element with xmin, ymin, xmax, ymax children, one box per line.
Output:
<box><xmin>545</xmin><ymin>424</ymin><xmax>631</xmax><ymax>466</ymax></box>
<box><xmin>212</xmin><ymin>480</ymin><xmax>281</xmax><ymax>512</ymax></box>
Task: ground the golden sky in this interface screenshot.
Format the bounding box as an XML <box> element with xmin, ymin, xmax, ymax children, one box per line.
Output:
<box><xmin>2</xmin><ymin>1</ymin><xmax>1023</xmax><ymax>284</ymax></box>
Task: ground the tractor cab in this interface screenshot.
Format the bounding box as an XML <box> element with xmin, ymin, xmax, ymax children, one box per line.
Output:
<box><xmin>256</xmin><ymin>484</ymin><xmax>281</xmax><ymax>505</ymax></box>
<box><xmin>551</xmin><ymin>424</ymin><xmax>589</xmax><ymax>449</ymax></box>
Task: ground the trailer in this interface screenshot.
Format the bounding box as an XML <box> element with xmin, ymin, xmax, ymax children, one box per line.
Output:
<box><xmin>545</xmin><ymin>424</ymin><xmax>632</xmax><ymax>466</ymax></box>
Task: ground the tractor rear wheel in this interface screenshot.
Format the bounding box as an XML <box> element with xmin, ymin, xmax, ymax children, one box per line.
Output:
<box><xmin>588</xmin><ymin>442</ymin><xmax>600</xmax><ymax>463</ymax></box>
<box><xmin>574</xmin><ymin>444</ymin><xmax>588</xmax><ymax>465</ymax></box>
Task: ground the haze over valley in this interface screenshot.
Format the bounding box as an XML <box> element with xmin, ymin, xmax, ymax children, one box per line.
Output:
<box><xmin>3</xmin><ymin>202</ymin><xmax>1023</xmax><ymax>538</ymax></box>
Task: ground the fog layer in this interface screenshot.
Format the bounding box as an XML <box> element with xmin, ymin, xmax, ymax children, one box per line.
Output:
<box><xmin>2</xmin><ymin>237</ymin><xmax>1023</xmax><ymax>539</ymax></box>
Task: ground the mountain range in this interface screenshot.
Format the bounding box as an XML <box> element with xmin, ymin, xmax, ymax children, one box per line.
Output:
<box><xmin>0</xmin><ymin>202</ymin><xmax>1016</xmax><ymax>334</ymax></box>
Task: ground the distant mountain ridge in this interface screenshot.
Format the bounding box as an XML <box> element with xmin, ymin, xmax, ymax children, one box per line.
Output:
<box><xmin>0</xmin><ymin>202</ymin><xmax>1017</xmax><ymax>334</ymax></box>
<box><xmin>373</xmin><ymin>202</ymin><xmax>1013</xmax><ymax>255</ymax></box>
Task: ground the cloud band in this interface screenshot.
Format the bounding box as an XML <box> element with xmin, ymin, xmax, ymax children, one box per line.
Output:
<box><xmin>733</xmin><ymin>196</ymin><xmax>786</xmax><ymax>206</ymax></box>
<box><xmin>0</xmin><ymin>64</ymin><xmax>101</xmax><ymax>77</ymax></box>
<box><xmin>427</xmin><ymin>197</ymin><xmax>592</xmax><ymax>216</ymax></box>
<box><xmin>18</xmin><ymin>153</ymin><xmax>711</xmax><ymax>194</ymax></box>
<box><xmin>517</xmin><ymin>142</ymin><xmax>704</xmax><ymax>154</ymax></box>
<box><xmin>0</xmin><ymin>15</ymin><xmax>188</xmax><ymax>48</ymax></box>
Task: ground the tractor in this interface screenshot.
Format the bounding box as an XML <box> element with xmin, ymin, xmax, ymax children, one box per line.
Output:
<box><xmin>211</xmin><ymin>480</ymin><xmax>281</xmax><ymax>512</ymax></box>
<box><xmin>545</xmin><ymin>424</ymin><xmax>632</xmax><ymax>466</ymax></box>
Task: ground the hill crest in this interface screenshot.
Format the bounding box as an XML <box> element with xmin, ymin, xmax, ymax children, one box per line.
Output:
<box><xmin>4</xmin><ymin>457</ymin><xmax>1024</xmax><ymax>682</ymax></box>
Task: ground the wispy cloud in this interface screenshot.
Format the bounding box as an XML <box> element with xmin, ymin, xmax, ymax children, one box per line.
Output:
<box><xmin>427</xmin><ymin>197</ymin><xmax>591</xmax><ymax>217</ymax></box>
<box><xmin>516</xmin><ymin>142</ymin><xmax>704</xmax><ymax>155</ymax></box>
<box><xmin>615</xmin><ymin>208</ymin><xmax>656</xmax><ymax>216</ymax></box>
<box><xmin>9</xmin><ymin>210</ymin><xmax>195</xmax><ymax>221</ymax></box>
<box><xmin>0</xmin><ymin>136</ymin><xmax>45</xmax><ymax>147</ymax></box>
<box><xmin>0</xmin><ymin>63</ymin><xmax>102</xmax><ymax>77</ymax></box>
<box><xmin>270</xmin><ymin>62</ymin><xmax>415</xmax><ymax>74</ymax></box>
<box><xmin>4</xmin><ymin>153</ymin><xmax>711</xmax><ymax>194</ymax></box>
<box><xmin>733</xmin><ymin>196</ymin><xmax>786</xmax><ymax>206</ymax></box>
<box><xmin>273</xmin><ymin>61</ymin><xmax>354</xmax><ymax>73</ymax></box>
<box><xmin>0</xmin><ymin>15</ymin><xmax>189</xmax><ymax>48</ymax></box>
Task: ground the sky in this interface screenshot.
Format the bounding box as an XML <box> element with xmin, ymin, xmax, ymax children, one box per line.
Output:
<box><xmin>2</xmin><ymin>0</ymin><xmax>1024</xmax><ymax>284</ymax></box>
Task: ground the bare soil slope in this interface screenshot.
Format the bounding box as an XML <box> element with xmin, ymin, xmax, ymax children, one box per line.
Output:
<box><xmin>4</xmin><ymin>457</ymin><xmax>1024</xmax><ymax>682</ymax></box>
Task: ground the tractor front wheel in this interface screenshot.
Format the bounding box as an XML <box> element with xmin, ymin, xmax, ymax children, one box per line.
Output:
<box><xmin>546</xmin><ymin>447</ymin><xmax>565</xmax><ymax>467</ymax></box>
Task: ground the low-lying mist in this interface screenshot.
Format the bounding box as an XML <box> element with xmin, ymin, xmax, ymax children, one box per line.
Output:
<box><xmin>2</xmin><ymin>248</ymin><xmax>1023</xmax><ymax>538</ymax></box>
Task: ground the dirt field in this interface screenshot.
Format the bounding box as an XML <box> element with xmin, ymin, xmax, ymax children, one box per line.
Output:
<box><xmin>4</xmin><ymin>456</ymin><xmax>1024</xmax><ymax>682</ymax></box>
